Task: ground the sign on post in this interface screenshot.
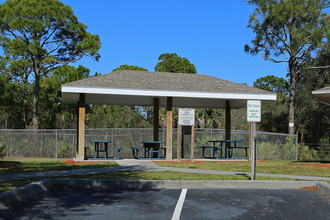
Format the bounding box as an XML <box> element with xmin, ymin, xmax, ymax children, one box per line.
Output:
<box><xmin>178</xmin><ymin>108</ymin><xmax>195</xmax><ymax>126</ymax></box>
<box><xmin>247</xmin><ymin>100</ymin><xmax>261</xmax><ymax>181</ymax></box>
<box><xmin>178</xmin><ymin>108</ymin><xmax>195</xmax><ymax>162</ymax></box>
<box><xmin>247</xmin><ymin>100</ymin><xmax>261</xmax><ymax>122</ymax></box>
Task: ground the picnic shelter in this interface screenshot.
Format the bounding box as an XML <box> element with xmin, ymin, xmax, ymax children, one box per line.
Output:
<box><xmin>61</xmin><ymin>70</ymin><xmax>277</xmax><ymax>161</ymax></box>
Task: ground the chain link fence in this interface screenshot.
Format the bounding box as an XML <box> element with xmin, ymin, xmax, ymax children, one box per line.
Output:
<box><xmin>0</xmin><ymin>128</ymin><xmax>328</xmax><ymax>161</ymax></box>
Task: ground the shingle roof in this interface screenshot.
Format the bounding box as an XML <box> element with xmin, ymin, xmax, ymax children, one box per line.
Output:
<box><xmin>62</xmin><ymin>70</ymin><xmax>276</xmax><ymax>108</ymax></box>
<box><xmin>312</xmin><ymin>86</ymin><xmax>330</xmax><ymax>105</ymax></box>
<box><xmin>63</xmin><ymin>70</ymin><xmax>272</xmax><ymax>94</ymax></box>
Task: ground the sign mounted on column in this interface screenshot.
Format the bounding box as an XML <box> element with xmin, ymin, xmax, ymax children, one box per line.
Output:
<box><xmin>178</xmin><ymin>108</ymin><xmax>195</xmax><ymax>126</ymax></box>
<box><xmin>247</xmin><ymin>100</ymin><xmax>261</xmax><ymax>122</ymax></box>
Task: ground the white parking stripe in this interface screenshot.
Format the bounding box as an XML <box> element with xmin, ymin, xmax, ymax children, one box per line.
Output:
<box><xmin>171</xmin><ymin>189</ymin><xmax>188</xmax><ymax>220</ymax></box>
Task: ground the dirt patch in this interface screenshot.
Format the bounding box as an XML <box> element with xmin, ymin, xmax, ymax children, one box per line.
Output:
<box><xmin>297</xmin><ymin>186</ymin><xmax>329</xmax><ymax>199</ymax></box>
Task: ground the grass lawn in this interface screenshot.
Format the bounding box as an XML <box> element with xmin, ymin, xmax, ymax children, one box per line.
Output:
<box><xmin>0</xmin><ymin>158</ymin><xmax>328</xmax><ymax>194</ymax></box>
<box><xmin>0</xmin><ymin>171</ymin><xmax>297</xmax><ymax>193</ymax></box>
<box><xmin>153</xmin><ymin>160</ymin><xmax>330</xmax><ymax>177</ymax></box>
<box><xmin>0</xmin><ymin>157</ymin><xmax>118</xmax><ymax>174</ymax></box>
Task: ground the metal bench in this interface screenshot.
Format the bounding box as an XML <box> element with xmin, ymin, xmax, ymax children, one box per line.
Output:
<box><xmin>227</xmin><ymin>146</ymin><xmax>249</xmax><ymax>159</ymax></box>
<box><xmin>87</xmin><ymin>140</ymin><xmax>121</xmax><ymax>160</ymax></box>
<box><xmin>200</xmin><ymin>146</ymin><xmax>223</xmax><ymax>159</ymax></box>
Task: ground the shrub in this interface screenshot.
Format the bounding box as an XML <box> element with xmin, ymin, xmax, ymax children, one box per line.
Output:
<box><xmin>257</xmin><ymin>142</ymin><xmax>282</xmax><ymax>160</ymax></box>
<box><xmin>0</xmin><ymin>142</ymin><xmax>7</xmax><ymax>160</ymax></box>
<box><xmin>300</xmin><ymin>145</ymin><xmax>318</xmax><ymax>161</ymax></box>
<box><xmin>57</xmin><ymin>141</ymin><xmax>71</xmax><ymax>158</ymax></box>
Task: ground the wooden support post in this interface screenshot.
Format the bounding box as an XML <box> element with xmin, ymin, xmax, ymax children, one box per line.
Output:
<box><xmin>166</xmin><ymin>97</ymin><xmax>173</xmax><ymax>161</ymax></box>
<box><xmin>225</xmin><ymin>100</ymin><xmax>231</xmax><ymax>157</ymax></box>
<box><xmin>177</xmin><ymin>125</ymin><xmax>182</xmax><ymax>162</ymax></box>
<box><xmin>153</xmin><ymin>98</ymin><xmax>159</xmax><ymax>141</ymax></box>
<box><xmin>225</xmin><ymin>100</ymin><xmax>231</xmax><ymax>140</ymax></box>
<box><xmin>191</xmin><ymin>125</ymin><xmax>195</xmax><ymax>162</ymax></box>
<box><xmin>77</xmin><ymin>93</ymin><xmax>85</xmax><ymax>161</ymax></box>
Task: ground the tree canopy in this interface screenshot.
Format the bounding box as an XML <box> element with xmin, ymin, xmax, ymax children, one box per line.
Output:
<box><xmin>0</xmin><ymin>0</ymin><xmax>101</xmax><ymax>128</ymax></box>
<box><xmin>154</xmin><ymin>53</ymin><xmax>197</xmax><ymax>73</ymax></box>
<box><xmin>112</xmin><ymin>64</ymin><xmax>148</xmax><ymax>72</ymax></box>
<box><xmin>245</xmin><ymin>0</ymin><xmax>329</xmax><ymax>134</ymax></box>
<box><xmin>295</xmin><ymin>49</ymin><xmax>330</xmax><ymax>143</ymax></box>
<box><xmin>253</xmin><ymin>75</ymin><xmax>288</xmax><ymax>94</ymax></box>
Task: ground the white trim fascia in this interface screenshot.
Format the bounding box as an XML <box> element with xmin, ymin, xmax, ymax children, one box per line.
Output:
<box><xmin>61</xmin><ymin>86</ymin><xmax>277</xmax><ymax>100</ymax></box>
<box><xmin>312</xmin><ymin>90</ymin><xmax>330</xmax><ymax>95</ymax></box>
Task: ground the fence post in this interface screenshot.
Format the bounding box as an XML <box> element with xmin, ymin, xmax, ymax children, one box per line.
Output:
<box><xmin>55</xmin><ymin>129</ymin><xmax>58</xmax><ymax>162</ymax></box>
<box><xmin>40</xmin><ymin>135</ymin><xmax>42</xmax><ymax>157</ymax></box>
<box><xmin>10</xmin><ymin>133</ymin><xmax>13</xmax><ymax>156</ymax></box>
<box><xmin>295</xmin><ymin>132</ymin><xmax>298</xmax><ymax>161</ymax></box>
<box><xmin>72</xmin><ymin>134</ymin><xmax>75</xmax><ymax>158</ymax></box>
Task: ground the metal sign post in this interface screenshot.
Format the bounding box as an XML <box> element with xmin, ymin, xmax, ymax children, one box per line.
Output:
<box><xmin>251</xmin><ymin>122</ymin><xmax>256</xmax><ymax>180</ymax></box>
<box><xmin>247</xmin><ymin>100</ymin><xmax>261</xmax><ymax>181</ymax></box>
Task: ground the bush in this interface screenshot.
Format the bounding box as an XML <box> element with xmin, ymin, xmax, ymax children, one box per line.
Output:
<box><xmin>256</xmin><ymin>138</ymin><xmax>296</xmax><ymax>160</ymax></box>
<box><xmin>0</xmin><ymin>142</ymin><xmax>7</xmax><ymax>160</ymax></box>
<box><xmin>300</xmin><ymin>145</ymin><xmax>318</xmax><ymax>161</ymax></box>
<box><xmin>57</xmin><ymin>141</ymin><xmax>71</xmax><ymax>158</ymax></box>
<box><xmin>257</xmin><ymin>142</ymin><xmax>282</xmax><ymax>160</ymax></box>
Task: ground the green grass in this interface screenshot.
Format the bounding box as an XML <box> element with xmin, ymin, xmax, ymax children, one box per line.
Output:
<box><xmin>0</xmin><ymin>171</ymin><xmax>296</xmax><ymax>193</ymax></box>
<box><xmin>0</xmin><ymin>158</ymin><xmax>328</xmax><ymax>194</ymax></box>
<box><xmin>153</xmin><ymin>160</ymin><xmax>330</xmax><ymax>177</ymax></box>
<box><xmin>0</xmin><ymin>157</ymin><xmax>118</xmax><ymax>174</ymax></box>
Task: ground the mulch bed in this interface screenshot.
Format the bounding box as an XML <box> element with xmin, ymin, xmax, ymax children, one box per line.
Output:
<box><xmin>0</xmin><ymin>163</ymin><xmax>13</xmax><ymax>168</ymax></box>
<box><xmin>297</xmin><ymin>186</ymin><xmax>329</xmax><ymax>199</ymax></box>
<box><xmin>153</xmin><ymin>160</ymin><xmax>266</xmax><ymax>164</ymax></box>
<box><xmin>307</xmin><ymin>163</ymin><xmax>330</xmax><ymax>167</ymax></box>
<box><xmin>63</xmin><ymin>160</ymin><xmax>112</xmax><ymax>164</ymax></box>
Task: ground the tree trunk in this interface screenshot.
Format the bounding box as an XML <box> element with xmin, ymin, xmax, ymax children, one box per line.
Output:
<box><xmin>32</xmin><ymin>73</ymin><xmax>40</xmax><ymax>129</ymax></box>
<box><xmin>288</xmin><ymin>57</ymin><xmax>296</xmax><ymax>135</ymax></box>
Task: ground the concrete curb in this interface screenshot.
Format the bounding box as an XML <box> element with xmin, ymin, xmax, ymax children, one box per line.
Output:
<box><xmin>0</xmin><ymin>179</ymin><xmax>54</xmax><ymax>210</ymax></box>
<box><xmin>316</xmin><ymin>181</ymin><xmax>330</xmax><ymax>196</ymax></box>
<box><xmin>51</xmin><ymin>179</ymin><xmax>318</xmax><ymax>190</ymax></box>
<box><xmin>0</xmin><ymin>179</ymin><xmax>329</xmax><ymax>210</ymax></box>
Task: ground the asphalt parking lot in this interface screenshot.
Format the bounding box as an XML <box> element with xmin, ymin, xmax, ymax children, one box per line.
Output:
<box><xmin>0</xmin><ymin>186</ymin><xmax>329</xmax><ymax>220</ymax></box>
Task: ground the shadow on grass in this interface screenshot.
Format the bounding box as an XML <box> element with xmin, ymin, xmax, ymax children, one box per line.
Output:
<box><xmin>0</xmin><ymin>161</ymin><xmax>117</xmax><ymax>174</ymax></box>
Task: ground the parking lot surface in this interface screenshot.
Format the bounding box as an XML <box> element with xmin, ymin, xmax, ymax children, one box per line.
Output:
<box><xmin>0</xmin><ymin>187</ymin><xmax>329</xmax><ymax>220</ymax></box>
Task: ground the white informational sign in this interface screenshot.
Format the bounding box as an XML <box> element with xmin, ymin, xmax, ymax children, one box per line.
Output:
<box><xmin>178</xmin><ymin>108</ymin><xmax>195</xmax><ymax>126</ymax></box>
<box><xmin>247</xmin><ymin>100</ymin><xmax>261</xmax><ymax>122</ymax></box>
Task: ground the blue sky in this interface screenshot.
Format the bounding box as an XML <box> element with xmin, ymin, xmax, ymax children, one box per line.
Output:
<box><xmin>57</xmin><ymin>0</ymin><xmax>290</xmax><ymax>86</ymax></box>
<box><xmin>2</xmin><ymin>0</ymin><xmax>292</xmax><ymax>86</ymax></box>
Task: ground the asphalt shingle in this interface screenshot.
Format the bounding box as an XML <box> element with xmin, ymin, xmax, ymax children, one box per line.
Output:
<box><xmin>63</xmin><ymin>70</ymin><xmax>272</xmax><ymax>94</ymax></box>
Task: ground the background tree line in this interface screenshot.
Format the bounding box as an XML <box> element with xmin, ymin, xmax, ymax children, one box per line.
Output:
<box><xmin>0</xmin><ymin>0</ymin><xmax>329</xmax><ymax>145</ymax></box>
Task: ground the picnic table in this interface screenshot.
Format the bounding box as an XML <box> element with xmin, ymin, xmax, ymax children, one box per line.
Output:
<box><xmin>134</xmin><ymin>141</ymin><xmax>165</xmax><ymax>159</ymax></box>
<box><xmin>87</xmin><ymin>140</ymin><xmax>121</xmax><ymax>160</ymax></box>
<box><xmin>200</xmin><ymin>140</ymin><xmax>248</xmax><ymax>159</ymax></box>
